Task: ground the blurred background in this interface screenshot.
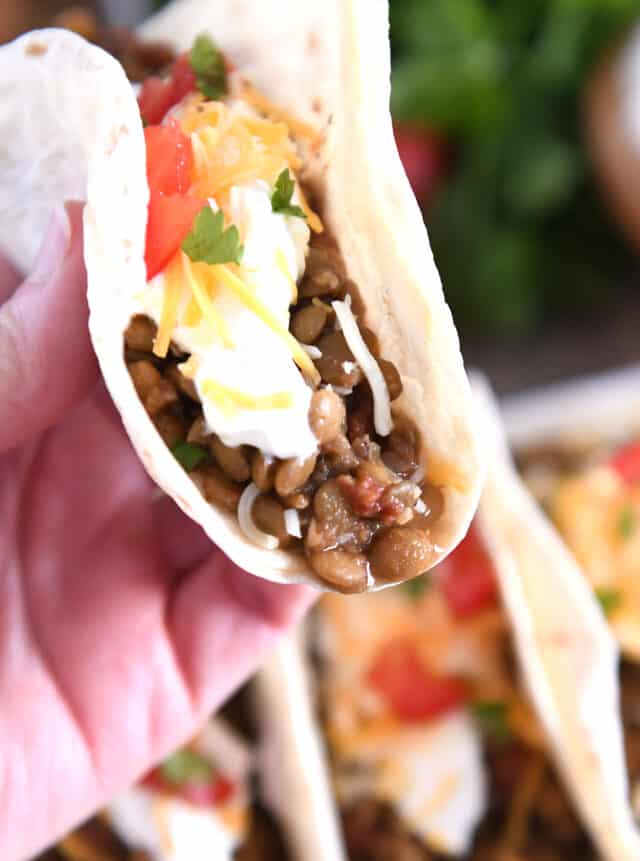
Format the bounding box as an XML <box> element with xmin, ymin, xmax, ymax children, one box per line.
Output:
<box><xmin>3</xmin><ymin>0</ymin><xmax>640</xmax><ymax>393</ymax></box>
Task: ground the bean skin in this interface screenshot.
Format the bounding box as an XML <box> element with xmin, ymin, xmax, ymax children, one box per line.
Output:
<box><xmin>309</xmin><ymin>549</ymin><xmax>369</xmax><ymax>593</ymax></box>
<box><xmin>309</xmin><ymin>389</ymin><xmax>345</xmax><ymax>444</ymax></box>
<box><xmin>368</xmin><ymin>527</ymin><xmax>434</xmax><ymax>583</ymax></box>
<box><xmin>252</xmin><ymin>451</ymin><xmax>277</xmax><ymax>492</ymax></box>
<box><xmin>275</xmin><ymin>454</ymin><xmax>317</xmax><ymax>497</ymax></box>
<box><xmin>191</xmin><ymin>463</ymin><xmax>242</xmax><ymax>512</ymax></box>
<box><xmin>291</xmin><ymin>304</ymin><xmax>328</xmax><ymax>344</ymax></box>
<box><xmin>209</xmin><ymin>436</ymin><xmax>250</xmax><ymax>483</ymax></box>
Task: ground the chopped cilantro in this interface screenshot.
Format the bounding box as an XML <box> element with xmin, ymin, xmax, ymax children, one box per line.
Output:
<box><xmin>181</xmin><ymin>206</ymin><xmax>244</xmax><ymax>266</ymax></box>
<box><xmin>189</xmin><ymin>33</ymin><xmax>227</xmax><ymax>100</ymax></box>
<box><xmin>472</xmin><ymin>700</ymin><xmax>510</xmax><ymax>741</ymax></box>
<box><xmin>271</xmin><ymin>169</ymin><xmax>306</xmax><ymax>219</ymax></box>
<box><xmin>160</xmin><ymin>749</ymin><xmax>214</xmax><ymax>786</ymax></box>
<box><xmin>172</xmin><ymin>441</ymin><xmax>208</xmax><ymax>472</ymax></box>
<box><xmin>595</xmin><ymin>587</ymin><xmax>622</xmax><ymax>617</ymax></box>
<box><xmin>617</xmin><ymin>505</ymin><xmax>636</xmax><ymax>540</ymax></box>
<box><xmin>402</xmin><ymin>574</ymin><xmax>431</xmax><ymax>600</ymax></box>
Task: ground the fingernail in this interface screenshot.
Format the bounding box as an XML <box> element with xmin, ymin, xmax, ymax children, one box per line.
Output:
<box><xmin>29</xmin><ymin>206</ymin><xmax>72</xmax><ymax>285</ymax></box>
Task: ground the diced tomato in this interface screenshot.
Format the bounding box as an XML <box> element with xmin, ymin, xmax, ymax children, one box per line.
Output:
<box><xmin>137</xmin><ymin>52</ymin><xmax>197</xmax><ymax>126</ymax></box>
<box><xmin>145</xmin><ymin>192</ymin><xmax>204</xmax><ymax>280</ymax></box>
<box><xmin>138</xmin><ymin>76</ymin><xmax>177</xmax><ymax>127</ymax></box>
<box><xmin>142</xmin><ymin>770</ymin><xmax>234</xmax><ymax>809</ymax></box>
<box><xmin>437</xmin><ymin>523</ymin><xmax>498</xmax><ymax>619</ymax></box>
<box><xmin>394</xmin><ymin>124</ymin><xmax>449</xmax><ymax>207</ymax></box>
<box><xmin>145</xmin><ymin>119</ymin><xmax>194</xmax><ymax>196</ymax></box>
<box><xmin>608</xmin><ymin>442</ymin><xmax>640</xmax><ymax>485</ymax></box>
<box><xmin>171</xmin><ymin>53</ymin><xmax>198</xmax><ymax>104</ymax></box>
<box><xmin>367</xmin><ymin>640</ymin><xmax>466</xmax><ymax>722</ymax></box>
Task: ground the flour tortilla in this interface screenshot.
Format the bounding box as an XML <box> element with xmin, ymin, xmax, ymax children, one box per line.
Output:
<box><xmin>0</xmin><ymin>1</ymin><xmax>482</xmax><ymax>589</ymax></box>
<box><xmin>471</xmin><ymin>374</ymin><xmax>640</xmax><ymax>861</ymax></box>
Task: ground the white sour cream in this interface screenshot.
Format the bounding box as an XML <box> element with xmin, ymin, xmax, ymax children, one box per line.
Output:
<box><xmin>108</xmin><ymin>719</ymin><xmax>251</xmax><ymax>861</ymax></box>
<box><xmin>135</xmin><ymin>181</ymin><xmax>317</xmax><ymax>461</ymax></box>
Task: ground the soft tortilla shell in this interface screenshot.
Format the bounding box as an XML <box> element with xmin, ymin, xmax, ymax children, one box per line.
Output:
<box><xmin>472</xmin><ymin>374</ymin><xmax>640</xmax><ymax>861</ymax></box>
<box><xmin>0</xmin><ymin>2</ymin><xmax>482</xmax><ymax>590</ymax></box>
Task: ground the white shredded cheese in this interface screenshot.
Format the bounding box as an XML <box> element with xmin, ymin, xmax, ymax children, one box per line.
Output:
<box><xmin>238</xmin><ymin>483</ymin><xmax>279</xmax><ymax>550</ymax></box>
<box><xmin>332</xmin><ymin>385</ymin><xmax>353</xmax><ymax>397</ymax></box>
<box><xmin>284</xmin><ymin>508</ymin><xmax>302</xmax><ymax>538</ymax></box>
<box><xmin>410</xmin><ymin>465</ymin><xmax>425</xmax><ymax>485</ymax></box>
<box><xmin>332</xmin><ymin>300</ymin><xmax>393</xmax><ymax>437</ymax></box>
<box><xmin>301</xmin><ymin>343</ymin><xmax>322</xmax><ymax>359</ymax></box>
<box><xmin>415</xmin><ymin>498</ymin><xmax>428</xmax><ymax>515</ymax></box>
<box><xmin>342</xmin><ymin>361</ymin><xmax>358</xmax><ymax>374</ymax></box>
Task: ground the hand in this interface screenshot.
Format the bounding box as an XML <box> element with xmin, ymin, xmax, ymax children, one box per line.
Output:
<box><xmin>0</xmin><ymin>204</ymin><xmax>315</xmax><ymax>860</ymax></box>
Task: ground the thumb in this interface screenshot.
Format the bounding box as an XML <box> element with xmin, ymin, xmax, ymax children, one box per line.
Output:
<box><xmin>0</xmin><ymin>202</ymin><xmax>98</xmax><ymax>454</ymax></box>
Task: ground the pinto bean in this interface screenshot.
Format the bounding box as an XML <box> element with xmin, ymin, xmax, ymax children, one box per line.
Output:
<box><xmin>274</xmin><ymin>454</ymin><xmax>317</xmax><ymax>497</ymax></box>
<box><xmin>308</xmin><ymin>549</ymin><xmax>369</xmax><ymax>593</ymax></box>
<box><xmin>283</xmin><ymin>492</ymin><xmax>311</xmax><ymax>510</ymax></box>
<box><xmin>166</xmin><ymin>363</ymin><xmax>198</xmax><ymax>400</ymax></box>
<box><xmin>382</xmin><ymin>429</ymin><xmax>418</xmax><ymax>478</ymax></box>
<box><xmin>190</xmin><ymin>463</ymin><xmax>242</xmax><ymax>511</ymax></box>
<box><xmin>252</xmin><ymin>495</ymin><xmax>290</xmax><ymax>546</ymax></box>
<box><xmin>368</xmin><ymin>526</ymin><xmax>434</xmax><ymax>583</ymax></box>
<box><xmin>420</xmin><ymin>483</ymin><xmax>445</xmax><ymax>523</ymax></box>
<box><xmin>187</xmin><ymin>416</ymin><xmax>210</xmax><ymax>444</ymax></box>
<box><xmin>315</xmin><ymin>331</ymin><xmax>363</xmax><ymax>388</ymax></box>
<box><xmin>306</xmin><ymin>479</ymin><xmax>373</xmax><ymax>552</ymax></box>
<box><xmin>125</xmin><ymin>315</ymin><xmax>157</xmax><ymax>353</ymax></box>
<box><xmin>145</xmin><ymin>379</ymin><xmax>178</xmax><ymax>417</ymax></box>
<box><xmin>129</xmin><ymin>359</ymin><xmax>161</xmax><ymax>401</ymax></box>
<box><xmin>209</xmin><ymin>436</ymin><xmax>250</xmax><ymax>483</ymax></box>
<box><xmin>323</xmin><ymin>433</ymin><xmax>360</xmax><ymax>474</ymax></box>
<box><xmin>291</xmin><ymin>304</ymin><xmax>328</xmax><ymax>344</ymax></box>
<box><xmin>309</xmin><ymin>389</ymin><xmax>345</xmax><ymax>444</ymax></box>
<box><xmin>251</xmin><ymin>451</ymin><xmax>277</xmax><ymax>492</ymax></box>
<box><xmin>154</xmin><ymin>411</ymin><xmax>186</xmax><ymax>448</ymax></box>
<box><xmin>379</xmin><ymin>358</ymin><xmax>403</xmax><ymax>401</ymax></box>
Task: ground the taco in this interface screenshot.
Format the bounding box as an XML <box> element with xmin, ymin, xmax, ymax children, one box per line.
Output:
<box><xmin>256</xmin><ymin>377</ymin><xmax>640</xmax><ymax>860</ymax></box>
<box><xmin>0</xmin><ymin>1</ymin><xmax>482</xmax><ymax>593</ymax></box>
<box><xmin>45</xmin><ymin>715</ymin><xmax>290</xmax><ymax>861</ymax></box>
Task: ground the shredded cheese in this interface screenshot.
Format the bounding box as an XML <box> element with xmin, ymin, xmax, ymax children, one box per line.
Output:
<box><xmin>284</xmin><ymin>508</ymin><xmax>302</xmax><ymax>538</ymax></box>
<box><xmin>275</xmin><ymin>248</ymin><xmax>298</xmax><ymax>303</ymax></box>
<box><xmin>201</xmin><ymin>379</ymin><xmax>294</xmax><ymax>418</ymax></box>
<box><xmin>241</xmin><ymin>83</ymin><xmax>319</xmax><ymax>141</ymax></box>
<box><xmin>238</xmin><ymin>483</ymin><xmax>279</xmax><ymax>550</ymax></box>
<box><xmin>181</xmin><ymin>252</ymin><xmax>234</xmax><ymax>347</ymax></box>
<box><xmin>213</xmin><ymin>264</ymin><xmax>320</xmax><ymax>384</ymax></box>
<box><xmin>332</xmin><ymin>300</ymin><xmax>393</xmax><ymax>436</ymax></box>
<box><xmin>153</xmin><ymin>253</ymin><xmax>183</xmax><ymax>358</ymax></box>
<box><xmin>179</xmin><ymin>356</ymin><xmax>199</xmax><ymax>380</ymax></box>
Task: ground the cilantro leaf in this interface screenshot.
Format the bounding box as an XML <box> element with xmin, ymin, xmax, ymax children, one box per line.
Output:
<box><xmin>271</xmin><ymin>169</ymin><xmax>306</xmax><ymax>219</ymax></box>
<box><xmin>190</xmin><ymin>33</ymin><xmax>227</xmax><ymax>100</ymax></box>
<box><xmin>160</xmin><ymin>749</ymin><xmax>214</xmax><ymax>786</ymax></box>
<box><xmin>181</xmin><ymin>206</ymin><xmax>244</xmax><ymax>266</ymax></box>
<box><xmin>472</xmin><ymin>700</ymin><xmax>510</xmax><ymax>741</ymax></box>
<box><xmin>402</xmin><ymin>574</ymin><xmax>431</xmax><ymax>600</ymax></box>
<box><xmin>172</xmin><ymin>441</ymin><xmax>208</xmax><ymax>472</ymax></box>
<box><xmin>595</xmin><ymin>587</ymin><xmax>622</xmax><ymax>617</ymax></box>
<box><xmin>617</xmin><ymin>505</ymin><xmax>636</xmax><ymax>540</ymax></box>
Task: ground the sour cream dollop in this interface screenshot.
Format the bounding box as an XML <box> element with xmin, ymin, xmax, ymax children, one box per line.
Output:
<box><xmin>135</xmin><ymin>180</ymin><xmax>317</xmax><ymax>461</ymax></box>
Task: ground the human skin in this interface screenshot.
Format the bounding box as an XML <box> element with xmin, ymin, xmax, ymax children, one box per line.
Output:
<box><xmin>0</xmin><ymin>203</ymin><xmax>315</xmax><ymax>859</ymax></box>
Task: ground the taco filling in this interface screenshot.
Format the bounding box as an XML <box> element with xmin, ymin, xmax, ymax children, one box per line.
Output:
<box><xmin>124</xmin><ymin>35</ymin><xmax>440</xmax><ymax>592</ymax></box>
<box><xmin>519</xmin><ymin>435</ymin><xmax>640</xmax><ymax>824</ymax></box>
<box><xmin>314</xmin><ymin>525</ymin><xmax>603</xmax><ymax>859</ymax></box>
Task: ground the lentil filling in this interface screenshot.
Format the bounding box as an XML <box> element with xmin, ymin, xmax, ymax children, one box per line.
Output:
<box><xmin>125</xmin><ymin>230</ymin><xmax>442</xmax><ymax>593</ymax></box>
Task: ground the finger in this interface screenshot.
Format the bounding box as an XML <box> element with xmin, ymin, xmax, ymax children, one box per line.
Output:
<box><xmin>167</xmin><ymin>552</ymin><xmax>317</xmax><ymax>719</ymax></box>
<box><xmin>0</xmin><ymin>202</ymin><xmax>99</xmax><ymax>454</ymax></box>
<box><xmin>153</xmin><ymin>495</ymin><xmax>213</xmax><ymax>574</ymax></box>
<box><xmin>0</xmin><ymin>254</ymin><xmax>22</xmax><ymax>304</ymax></box>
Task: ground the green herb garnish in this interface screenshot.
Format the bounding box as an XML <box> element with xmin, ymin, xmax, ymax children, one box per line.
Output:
<box><xmin>182</xmin><ymin>207</ymin><xmax>244</xmax><ymax>266</ymax></box>
<box><xmin>160</xmin><ymin>749</ymin><xmax>214</xmax><ymax>786</ymax></box>
<box><xmin>472</xmin><ymin>700</ymin><xmax>510</xmax><ymax>741</ymax></box>
<box><xmin>595</xmin><ymin>587</ymin><xmax>622</xmax><ymax>617</ymax></box>
<box><xmin>271</xmin><ymin>169</ymin><xmax>306</xmax><ymax>219</ymax></box>
<box><xmin>172</xmin><ymin>441</ymin><xmax>208</xmax><ymax>472</ymax></box>
<box><xmin>403</xmin><ymin>574</ymin><xmax>431</xmax><ymax>600</ymax></box>
<box><xmin>190</xmin><ymin>33</ymin><xmax>227</xmax><ymax>100</ymax></box>
<box><xmin>617</xmin><ymin>505</ymin><xmax>636</xmax><ymax>540</ymax></box>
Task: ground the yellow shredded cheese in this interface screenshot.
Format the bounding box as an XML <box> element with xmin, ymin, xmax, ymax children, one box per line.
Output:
<box><xmin>275</xmin><ymin>248</ymin><xmax>298</xmax><ymax>303</ymax></box>
<box><xmin>241</xmin><ymin>83</ymin><xmax>319</xmax><ymax>141</ymax></box>
<box><xmin>295</xmin><ymin>182</ymin><xmax>324</xmax><ymax>233</ymax></box>
<box><xmin>201</xmin><ymin>379</ymin><xmax>294</xmax><ymax>418</ymax></box>
<box><xmin>213</xmin><ymin>263</ymin><xmax>320</xmax><ymax>384</ymax></box>
<box><xmin>179</xmin><ymin>356</ymin><xmax>199</xmax><ymax>380</ymax></box>
<box><xmin>153</xmin><ymin>253</ymin><xmax>183</xmax><ymax>358</ymax></box>
<box><xmin>180</xmin><ymin>252</ymin><xmax>234</xmax><ymax>348</ymax></box>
